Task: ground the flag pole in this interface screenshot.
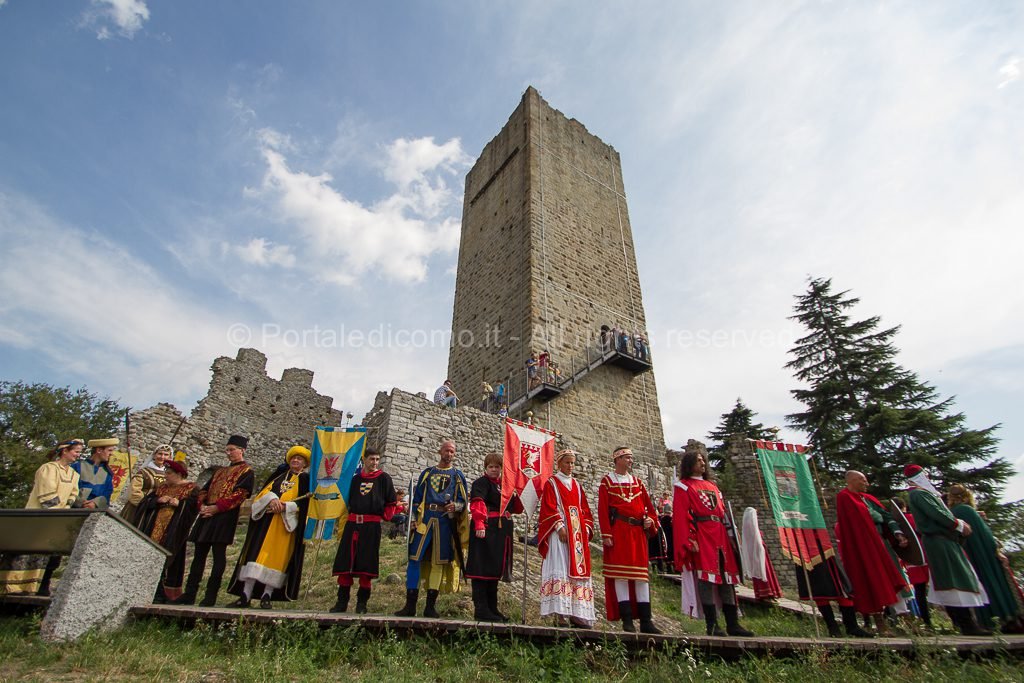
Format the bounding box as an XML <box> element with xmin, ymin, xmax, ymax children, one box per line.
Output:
<box><xmin>520</xmin><ymin>511</ymin><xmax>530</xmax><ymax>625</ymax></box>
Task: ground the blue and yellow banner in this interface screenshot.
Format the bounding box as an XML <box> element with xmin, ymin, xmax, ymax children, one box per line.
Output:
<box><xmin>304</xmin><ymin>426</ymin><xmax>366</xmax><ymax>541</ymax></box>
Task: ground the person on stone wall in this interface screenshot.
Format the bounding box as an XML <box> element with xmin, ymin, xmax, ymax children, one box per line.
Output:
<box><xmin>71</xmin><ymin>437</ymin><xmax>118</xmax><ymax>509</ymax></box>
<box><xmin>598</xmin><ymin>446</ymin><xmax>662</xmax><ymax>634</ymax></box>
<box><xmin>134</xmin><ymin>459</ymin><xmax>199</xmax><ymax>603</ymax></box>
<box><xmin>674</xmin><ymin>449</ymin><xmax>753</xmax><ymax>637</ymax></box>
<box><xmin>171</xmin><ymin>434</ymin><xmax>254</xmax><ymax>606</ymax></box>
<box><xmin>433</xmin><ymin>379</ymin><xmax>458</xmax><ymax>408</ymax></box>
<box><xmin>0</xmin><ymin>438</ymin><xmax>83</xmax><ymax>596</ymax></box>
<box><xmin>121</xmin><ymin>444</ymin><xmax>170</xmax><ymax>524</ymax></box>
<box><xmin>538</xmin><ymin>449</ymin><xmax>596</xmax><ymax>628</ymax></box>
<box><xmin>480</xmin><ymin>381</ymin><xmax>494</xmax><ymax>412</ymax></box>
<box><xmin>395</xmin><ymin>440</ymin><xmax>469</xmax><ymax>618</ymax></box>
<box><xmin>835</xmin><ymin>471</ymin><xmax>912</xmax><ymax>634</ymax></box>
<box><xmin>330</xmin><ymin>448</ymin><xmax>397</xmax><ymax>614</ymax></box>
<box><xmin>227</xmin><ymin>446</ymin><xmax>310</xmax><ymax>609</ymax></box>
<box><xmin>905</xmin><ymin>464</ymin><xmax>992</xmax><ymax>636</ymax></box>
<box><xmin>466</xmin><ymin>452</ymin><xmax>523</xmax><ymax>622</ymax></box>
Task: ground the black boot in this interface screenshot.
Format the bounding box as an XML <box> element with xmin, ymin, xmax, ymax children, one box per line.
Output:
<box><xmin>637</xmin><ymin>602</ymin><xmax>662</xmax><ymax>635</ymax></box>
<box><xmin>840</xmin><ymin>604</ymin><xmax>874</xmax><ymax>638</ymax></box>
<box><xmin>226</xmin><ymin>595</ymin><xmax>251</xmax><ymax>608</ymax></box>
<box><xmin>199</xmin><ymin>579</ymin><xmax>221</xmax><ymax>607</ymax></box>
<box><xmin>169</xmin><ymin>592</ymin><xmax>197</xmax><ymax>606</ymax></box>
<box><xmin>949</xmin><ymin>607</ymin><xmax>993</xmax><ymax>636</ymax></box>
<box><xmin>723</xmin><ymin>604</ymin><xmax>754</xmax><ymax>637</ymax></box>
<box><xmin>423</xmin><ymin>589</ymin><xmax>441</xmax><ymax>618</ymax></box>
<box><xmin>703</xmin><ymin>604</ymin><xmax>725</xmax><ymax>636</ymax></box>
<box><xmin>472</xmin><ymin>581</ymin><xmax>500</xmax><ymax>622</ymax></box>
<box><xmin>152</xmin><ymin>586</ymin><xmax>167</xmax><ymax>604</ymax></box>
<box><xmin>355</xmin><ymin>587</ymin><xmax>371</xmax><ymax>615</ymax></box>
<box><xmin>330</xmin><ymin>585</ymin><xmax>351</xmax><ymax>613</ymax></box>
<box><xmin>818</xmin><ymin>604</ymin><xmax>843</xmax><ymax>638</ymax></box>
<box><xmin>487</xmin><ymin>582</ymin><xmax>509</xmax><ymax>622</ymax></box>
<box><xmin>394</xmin><ymin>589</ymin><xmax>418</xmax><ymax>617</ymax></box>
<box><xmin>618</xmin><ymin>600</ymin><xmax>636</xmax><ymax>633</ymax></box>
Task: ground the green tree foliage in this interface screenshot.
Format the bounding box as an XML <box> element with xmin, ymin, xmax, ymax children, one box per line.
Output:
<box><xmin>785</xmin><ymin>278</ymin><xmax>1010</xmax><ymax>502</ymax></box>
<box><xmin>0</xmin><ymin>381</ymin><xmax>123</xmax><ymax>508</ymax></box>
<box><xmin>706</xmin><ymin>398</ymin><xmax>773</xmax><ymax>469</ymax></box>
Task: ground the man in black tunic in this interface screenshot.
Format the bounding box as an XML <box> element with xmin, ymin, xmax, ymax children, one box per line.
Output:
<box><xmin>172</xmin><ymin>434</ymin><xmax>255</xmax><ymax>606</ymax></box>
<box><xmin>466</xmin><ymin>452</ymin><xmax>523</xmax><ymax>622</ymax></box>
<box><xmin>330</xmin><ymin>448</ymin><xmax>397</xmax><ymax>613</ymax></box>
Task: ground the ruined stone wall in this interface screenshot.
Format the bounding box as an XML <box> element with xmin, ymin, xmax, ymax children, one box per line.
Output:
<box><xmin>360</xmin><ymin>387</ymin><xmax>672</xmax><ymax>505</ymax></box>
<box><xmin>448</xmin><ymin>87</ymin><xmax>667</xmax><ymax>484</ymax></box>
<box><xmin>120</xmin><ymin>348</ymin><xmax>342</xmax><ymax>477</ymax></box>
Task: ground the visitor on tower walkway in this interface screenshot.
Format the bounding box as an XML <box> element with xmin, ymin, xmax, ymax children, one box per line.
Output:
<box><xmin>331</xmin><ymin>448</ymin><xmax>397</xmax><ymax>614</ymax></box>
<box><xmin>395</xmin><ymin>440</ymin><xmax>469</xmax><ymax>618</ymax></box>
<box><xmin>433</xmin><ymin>379</ymin><xmax>458</xmax><ymax>408</ymax></box>
<box><xmin>893</xmin><ymin>497</ymin><xmax>933</xmax><ymax>629</ymax></box>
<box><xmin>466</xmin><ymin>452</ymin><xmax>523</xmax><ymax>622</ymax></box>
<box><xmin>674</xmin><ymin>449</ymin><xmax>754</xmax><ymax>637</ymax></box>
<box><xmin>227</xmin><ymin>445</ymin><xmax>310</xmax><ymax>609</ymax></box>
<box><xmin>172</xmin><ymin>434</ymin><xmax>254</xmax><ymax>607</ymax></box>
<box><xmin>835</xmin><ymin>470</ymin><xmax>912</xmax><ymax>634</ymax></box>
<box><xmin>904</xmin><ymin>464</ymin><xmax>992</xmax><ymax>636</ymax></box>
<box><xmin>600</xmin><ymin>325</ymin><xmax>611</xmax><ymax>351</ymax></box>
<box><xmin>599</xmin><ymin>446</ymin><xmax>662</xmax><ymax>634</ymax></box>
<box><xmin>526</xmin><ymin>353</ymin><xmax>539</xmax><ymax>389</ymax></box>
<box><xmin>121</xmin><ymin>444</ymin><xmax>171</xmax><ymax>524</ymax></box>
<box><xmin>72</xmin><ymin>437</ymin><xmax>118</xmax><ymax>509</ymax></box>
<box><xmin>134</xmin><ymin>459</ymin><xmax>198</xmax><ymax>603</ymax></box>
<box><xmin>538</xmin><ymin>449</ymin><xmax>596</xmax><ymax>628</ymax></box>
<box><xmin>493</xmin><ymin>380</ymin><xmax>505</xmax><ymax>409</ymax></box>
<box><xmin>947</xmin><ymin>484</ymin><xmax>1024</xmax><ymax>633</ymax></box>
<box><xmin>0</xmin><ymin>438</ymin><xmax>83</xmax><ymax>596</ymax></box>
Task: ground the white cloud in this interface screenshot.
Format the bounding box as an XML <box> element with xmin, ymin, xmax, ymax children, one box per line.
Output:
<box><xmin>998</xmin><ymin>57</ymin><xmax>1021</xmax><ymax>89</ymax></box>
<box><xmin>86</xmin><ymin>0</ymin><xmax>150</xmax><ymax>40</ymax></box>
<box><xmin>230</xmin><ymin>237</ymin><xmax>297</xmax><ymax>268</ymax></box>
<box><xmin>246</xmin><ymin>128</ymin><xmax>468</xmax><ymax>286</ymax></box>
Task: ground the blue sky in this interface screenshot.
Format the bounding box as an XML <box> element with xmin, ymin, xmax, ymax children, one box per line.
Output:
<box><xmin>1</xmin><ymin>1</ymin><xmax>1022</xmax><ymax>500</ymax></box>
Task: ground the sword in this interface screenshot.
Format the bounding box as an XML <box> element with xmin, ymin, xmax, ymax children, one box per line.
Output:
<box><xmin>445</xmin><ymin>493</ymin><xmax>468</xmax><ymax>582</ymax></box>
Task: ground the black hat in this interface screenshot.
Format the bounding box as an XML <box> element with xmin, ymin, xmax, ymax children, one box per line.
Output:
<box><xmin>227</xmin><ymin>434</ymin><xmax>249</xmax><ymax>450</ymax></box>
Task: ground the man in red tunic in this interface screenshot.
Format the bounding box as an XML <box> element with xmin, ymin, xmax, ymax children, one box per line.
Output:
<box><xmin>674</xmin><ymin>449</ymin><xmax>753</xmax><ymax>636</ymax></box>
<box><xmin>835</xmin><ymin>470</ymin><xmax>910</xmax><ymax>632</ymax></box>
<box><xmin>598</xmin><ymin>446</ymin><xmax>661</xmax><ymax>634</ymax></box>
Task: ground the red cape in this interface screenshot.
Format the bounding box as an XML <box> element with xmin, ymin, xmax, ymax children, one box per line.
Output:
<box><xmin>835</xmin><ymin>488</ymin><xmax>908</xmax><ymax>614</ymax></box>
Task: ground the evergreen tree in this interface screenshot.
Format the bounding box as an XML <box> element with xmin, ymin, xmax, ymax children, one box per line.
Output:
<box><xmin>0</xmin><ymin>381</ymin><xmax>122</xmax><ymax>508</ymax></box>
<box><xmin>706</xmin><ymin>398</ymin><xmax>772</xmax><ymax>468</ymax></box>
<box><xmin>785</xmin><ymin>277</ymin><xmax>1010</xmax><ymax>501</ymax></box>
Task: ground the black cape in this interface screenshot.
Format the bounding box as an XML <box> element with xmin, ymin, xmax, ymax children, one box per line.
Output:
<box><xmin>332</xmin><ymin>470</ymin><xmax>397</xmax><ymax>578</ymax></box>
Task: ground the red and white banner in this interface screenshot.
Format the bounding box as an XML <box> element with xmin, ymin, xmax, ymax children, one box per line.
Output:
<box><xmin>501</xmin><ymin>418</ymin><xmax>556</xmax><ymax>517</ymax></box>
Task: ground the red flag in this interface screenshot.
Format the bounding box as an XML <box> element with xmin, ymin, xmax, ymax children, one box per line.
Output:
<box><xmin>501</xmin><ymin>418</ymin><xmax>556</xmax><ymax>516</ymax></box>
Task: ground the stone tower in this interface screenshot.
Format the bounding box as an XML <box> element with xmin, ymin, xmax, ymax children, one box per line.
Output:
<box><xmin>448</xmin><ymin>87</ymin><xmax>668</xmax><ymax>484</ymax></box>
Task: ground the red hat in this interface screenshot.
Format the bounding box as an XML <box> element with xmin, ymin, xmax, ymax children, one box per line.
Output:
<box><xmin>165</xmin><ymin>460</ymin><xmax>187</xmax><ymax>477</ymax></box>
<box><xmin>904</xmin><ymin>464</ymin><xmax>923</xmax><ymax>478</ymax></box>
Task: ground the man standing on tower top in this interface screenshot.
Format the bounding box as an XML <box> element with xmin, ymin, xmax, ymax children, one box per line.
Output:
<box><xmin>598</xmin><ymin>446</ymin><xmax>661</xmax><ymax>634</ymax></box>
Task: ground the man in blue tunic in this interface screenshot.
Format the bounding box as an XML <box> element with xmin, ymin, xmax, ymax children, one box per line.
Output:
<box><xmin>72</xmin><ymin>437</ymin><xmax>118</xmax><ymax>509</ymax></box>
<box><xmin>395</xmin><ymin>439</ymin><xmax>469</xmax><ymax>618</ymax></box>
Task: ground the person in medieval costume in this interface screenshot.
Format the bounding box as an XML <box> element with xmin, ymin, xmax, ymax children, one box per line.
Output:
<box><xmin>466</xmin><ymin>452</ymin><xmax>524</xmax><ymax>622</ymax></box>
<box><xmin>739</xmin><ymin>507</ymin><xmax>782</xmax><ymax>602</ymax></box>
<box><xmin>134</xmin><ymin>459</ymin><xmax>199</xmax><ymax>602</ymax></box>
<box><xmin>121</xmin><ymin>444</ymin><xmax>171</xmax><ymax>524</ymax></box>
<box><xmin>599</xmin><ymin>446</ymin><xmax>662</xmax><ymax>634</ymax></box>
<box><xmin>947</xmin><ymin>484</ymin><xmax>1024</xmax><ymax>633</ymax></box>
<box><xmin>904</xmin><ymin>464</ymin><xmax>992</xmax><ymax>636</ymax></box>
<box><xmin>227</xmin><ymin>446</ymin><xmax>310</xmax><ymax>608</ymax></box>
<box><xmin>835</xmin><ymin>471</ymin><xmax>912</xmax><ymax>633</ymax></box>
<box><xmin>330</xmin><ymin>448</ymin><xmax>397</xmax><ymax>614</ymax></box>
<box><xmin>395</xmin><ymin>440</ymin><xmax>469</xmax><ymax>618</ymax></box>
<box><xmin>674</xmin><ymin>449</ymin><xmax>753</xmax><ymax>637</ymax></box>
<box><xmin>538</xmin><ymin>449</ymin><xmax>596</xmax><ymax>628</ymax></box>
<box><xmin>0</xmin><ymin>439</ymin><xmax>83</xmax><ymax>596</ymax></box>
<box><xmin>72</xmin><ymin>437</ymin><xmax>118</xmax><ymax>509</ymax></box>
<box><xmin>893</xmin><ymin>497</ymin><xmax>933</xmax><ymax>629</ymax></box>
<box><xmin>172</xmin><ymin>434</ymin><xmax>255</xmax><ymax>606</ymax></box>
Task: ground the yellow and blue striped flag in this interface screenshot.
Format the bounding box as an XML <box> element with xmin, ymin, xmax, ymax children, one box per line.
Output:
<box><xmin>304</xmin><ymin>426</ymin><xmax>366</xmax><ymax>541</ymax></box>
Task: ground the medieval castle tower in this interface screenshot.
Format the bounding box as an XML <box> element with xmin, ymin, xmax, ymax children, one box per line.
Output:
<box><xmin>448</xmin><ymin>87</ymin><xmax>668</xmax><ymax>481</ymax></box>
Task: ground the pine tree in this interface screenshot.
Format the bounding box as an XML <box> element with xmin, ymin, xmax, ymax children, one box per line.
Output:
<box><xmin>785</xmin><ymin>277</ymin><xmax>1010</xmax><ymax>501</ymax></box>
<box><xmin>706</xmin><ymin>398</ymin><xmax>772</xmax><ymax>469</ymax></box>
